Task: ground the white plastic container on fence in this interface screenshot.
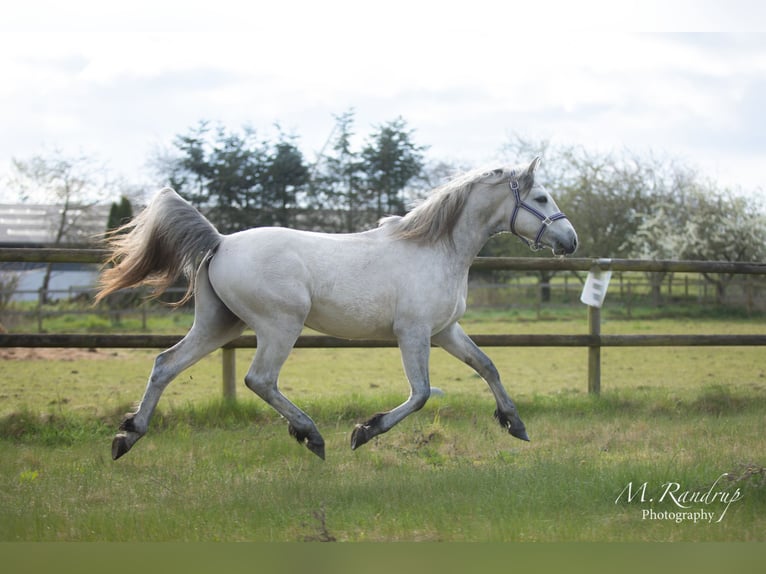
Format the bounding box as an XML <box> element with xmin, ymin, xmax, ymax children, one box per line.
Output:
<box><xmin>580</xmin><ymin>268</ymin><xmax>612</xmax><ymax>308</ymax></box>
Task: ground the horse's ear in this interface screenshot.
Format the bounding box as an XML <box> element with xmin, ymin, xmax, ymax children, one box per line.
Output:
<box><xmin>520</xmin><ymin>156</ymin><xmax>541</xmax><ymax>191</ymax></box>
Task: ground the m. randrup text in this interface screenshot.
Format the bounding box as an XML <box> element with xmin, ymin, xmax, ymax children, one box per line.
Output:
<box><xmin>615</xmin><ymin>473</ymin><xmax>743</xmax><ymax>523</ymax></box>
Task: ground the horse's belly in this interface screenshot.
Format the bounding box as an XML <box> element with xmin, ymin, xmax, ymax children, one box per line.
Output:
<box><xmin>304</xmin><ymin>282</ymin><xmax>466</xmax><ymax>341</ymax></box>
<box><xmin>304</xmin><ymin>298</ymin><xmax>397</xmax><ymax>340</ymax></box>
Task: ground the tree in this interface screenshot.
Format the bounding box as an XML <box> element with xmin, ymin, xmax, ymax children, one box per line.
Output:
<box><xmin>262</xmin><ymin>133</ymin><xmax>310</xmax><ymax>228</ymax></box>
<box><xmin>307</xmin><ymin>109</ymin><xmax>366</xmax><ymax>232</ymax></box>
<box><xmin>621</xmin><ymin>159</ymin><xmax>766</xmax><ymax>303</ymax></box>
<box><xmin>620</xmin><ymin>161</ymin><xmax>701</xmax><ymax>304</ymax></box>
<box><xmin>9</xmin><ymin>151</ymin><xmax>108</xmax><ymax>302</ymax></box>
<box><xmin>361</xmin><ymin>117</ymin><xmax>426</xmax><ymax>220</ymax></box>
<box><xmin>310</xmin><ymin>114</ymin><xmax>428</xmax><ymax>231</ymax></box>
<box><xmin>163</xmin><ymin>122</ymin><xmax>266</xmax><ymax>233</ymax></box>
<box><xmin>159</xmin><ymin>114</ymin><xmax>427</xmax><ymax>234</ymax></box>
<box><xmin>207</xmin><ymin>125</ymin><xmax>267</xmax><ymax>232</ymax></box>
<box><xmin>676</xmin><ymin>188</ymin><xmax>765</xmax><ymax>302</ymax></box>
<box><xmin>107</xmin><ymin>196</ymin><xmax>134</xmax><ymax>232</ymax></box>
<box><xmin>160</xmin><ymin>122</ymin><xmax>313</xmax><ymax>233</ymax></box>
<box><xmin>168</xmin><ymin>120</ymin><xmax>213</xmax><ymax>208</ymax></box>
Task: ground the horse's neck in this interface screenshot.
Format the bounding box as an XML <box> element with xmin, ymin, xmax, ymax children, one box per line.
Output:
<box><xmin>449</xmin><ymin>195</ymin><xmax>504</xmax><ymax>268</ymax></box>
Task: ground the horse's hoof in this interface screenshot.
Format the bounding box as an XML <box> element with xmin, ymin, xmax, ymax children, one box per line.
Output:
<box><xmin>112</xmin><ymin>429</ymin><xmax>142</xmax><ymax>460</ymax></box>
<box><xmin>510</xmin><ymin>426</ymin><xmax>530</xmax><ymax>442</ymax></box>
<box><xmin>112</xmin><ymin>433</ymin><xmax>131</xmax><ymax>460</ymax></box>
<box><xmin>351</xmin><ymin>413</ymin><xmax>385</xmax><ymax>450</ymax></box>
<box><xmin>350</xmin><ymin>424</ymin><xmax>371</xmax><ymax>450</ymax></box>
<box><xmin>307</xmin><ymin>439</ymin><xmax>326</xmax><ymax>460</ymax></box>
<box><xmin>495</xmin><ymin>409</ymin><xmax>530</xmax><ymax>442</ymax></box>
<box><xmin>289</xmin><ymin>423</ymin><xmax>325</xmax><ymax>460</ymax></box>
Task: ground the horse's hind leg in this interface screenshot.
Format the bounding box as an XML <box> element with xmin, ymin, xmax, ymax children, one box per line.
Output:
<box><xmin>112</xmin><ymin>265</ymin><xmax>245</xmax><ymax>459</ymax></box>
<box><xmin>242</xmin><ymin>320</ymin><xmax>325</xmax><ymax>459</ymax></box>
<box><xmin>432</xmin><ymin>322</ymin><xmax>529</xmax><ymax>442</ymax></box>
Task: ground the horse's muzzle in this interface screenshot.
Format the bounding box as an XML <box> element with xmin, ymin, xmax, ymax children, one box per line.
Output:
<box><xmin>553</xmin><ymin>231</ymin><xmax>578</xmax><ymax>256</ymax></box>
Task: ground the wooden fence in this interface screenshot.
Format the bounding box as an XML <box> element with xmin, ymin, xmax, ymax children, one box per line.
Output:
<box><xmin>2</xmin><ymin>248</ymin><xmax>766</xmax><ymax>395</ymax></box>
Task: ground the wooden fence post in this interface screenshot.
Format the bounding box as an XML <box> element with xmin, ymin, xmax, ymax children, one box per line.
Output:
<box><xmin>222</xmin><ymin>348</ymin><xmax>237</xmax><ymax>400</ymax></box>
<box><xmin>588</xmin><ymin>305</ymin><xmax>601</xmax><ymax>395</ymax></box>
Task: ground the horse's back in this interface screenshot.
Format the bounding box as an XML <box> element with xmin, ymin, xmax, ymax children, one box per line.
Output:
<box><xmin>207</xmin><ymin>227</ymin><xmax>407</xmax><ymax>337</ymax></box>
<box><xmin>213</xmin><ymin>226</ymin><xmax>390</xmax><ymax>279</ymax></box>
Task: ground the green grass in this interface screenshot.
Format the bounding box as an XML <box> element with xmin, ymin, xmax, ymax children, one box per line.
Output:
<box><xmin>1</xmin><ymin>388</ymin><xmax>764</xmax><ymax>542</ymax></box>
<box><xmin>1</xmin><ymin>311</ymin><xmax>764</xmax><ymax>541</ymax></box>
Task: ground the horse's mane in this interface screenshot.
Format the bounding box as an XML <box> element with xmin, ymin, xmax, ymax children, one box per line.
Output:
<box><xmin>379</xmin><ymin>166</ymin><xmax>512</xmax><ymax>244</ymax></box>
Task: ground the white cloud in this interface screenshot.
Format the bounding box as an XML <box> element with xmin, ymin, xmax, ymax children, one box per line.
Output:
<box><xmin>1</xmin><ymin>2</ymin><xmax>765</xmax><ymax>202</ymax></box>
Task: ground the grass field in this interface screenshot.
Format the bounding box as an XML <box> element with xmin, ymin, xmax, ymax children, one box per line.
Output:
<box><xmin>1</xmin><ymin>312</ymin><xmax>764</xmax><ymax>541</ymax></box>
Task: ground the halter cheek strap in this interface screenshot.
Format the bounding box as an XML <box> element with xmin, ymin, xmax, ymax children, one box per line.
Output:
<box><xmin>509</xmin><ymin>169</ymin><xmax>569</xmax><ymax>251</ymax></box>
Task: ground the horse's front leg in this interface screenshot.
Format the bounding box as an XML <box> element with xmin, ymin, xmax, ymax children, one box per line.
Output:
<box><xmin>432</xmin><ymin>322</ymin><xmax>529</xmax><ymax>442</ymax></box>
<box><xmin>351</xmin><ymin>328</ymin><xmax>431</xmax><ymax>450</ymax></box>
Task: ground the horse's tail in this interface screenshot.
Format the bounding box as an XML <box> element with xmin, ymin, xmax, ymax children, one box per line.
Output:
<box><xmin>95</xmin><ymin>188</ymin><xmax>223</xmax><ymax>306</ymax></box>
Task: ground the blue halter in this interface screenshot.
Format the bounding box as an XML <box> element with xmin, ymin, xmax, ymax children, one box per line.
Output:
<box><xmin>508</xmin><ymin>169</ymin><xmax>569</xmax><ymax>251</ymax></box>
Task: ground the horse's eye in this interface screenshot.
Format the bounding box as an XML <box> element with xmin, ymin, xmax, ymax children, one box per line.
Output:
<box><xmin>533</xmin><ymin>196</ymin><xmax>548</xmax><ymax>204</ymax></box>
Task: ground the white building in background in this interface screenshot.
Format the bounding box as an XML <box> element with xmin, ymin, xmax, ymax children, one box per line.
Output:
<box><xmin>0</xmin><ymin>203</ymin><xmax>111</xmax><ymax>301</ymax></box>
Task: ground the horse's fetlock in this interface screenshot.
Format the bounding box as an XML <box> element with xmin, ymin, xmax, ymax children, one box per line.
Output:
<box><xmin>288</xmin><ymin>422</ymin><xmax>309</xmax><ymax>443</ymax></box>
<box><xmin>119</xmin><ymin>415</ymin><xmax>139</xmax><ymax>433</ymax></box>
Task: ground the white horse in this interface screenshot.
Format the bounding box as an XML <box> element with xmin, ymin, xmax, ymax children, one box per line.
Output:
<box><xmin>96</xmin><ymin>157</ymin><xmax>577</xmax><ymax>460</ymax></box>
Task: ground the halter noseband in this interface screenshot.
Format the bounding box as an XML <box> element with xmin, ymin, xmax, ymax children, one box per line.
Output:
<box><xmin>508</xmin><ymin>169</ymin><xmax>569</xmax><ymax>251</ymax></box>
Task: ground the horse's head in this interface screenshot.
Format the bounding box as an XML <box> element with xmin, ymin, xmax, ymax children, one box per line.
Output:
<box><xmin>491</xmin><ymin>157</ymin><xmax>578</xmax><ymax>256</ymax></box>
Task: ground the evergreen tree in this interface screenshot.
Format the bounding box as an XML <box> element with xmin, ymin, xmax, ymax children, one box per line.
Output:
<box><xmin>263</xmin><ymin>134</ymin><xmax>310</xmax><ymax>227</ymax></box>
<box><xmin>308</xmin><ymin>109</ymin><xmax>367</xmax><ymax>232</ymax></box>
<box><xmin>106</xmin><ymin>196</ymin><xmax>133</xmax><ymax>232</ymax></box>
<box><xmin>361</xmin><ymin>117</ymin><xmax>426</xmax><ymax>219</ymax></box>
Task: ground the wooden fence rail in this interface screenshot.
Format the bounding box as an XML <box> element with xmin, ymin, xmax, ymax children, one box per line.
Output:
<box><xmin>2</xmin><ymin>248</ymin><xmax>766</xmax><ymax>396</ymax></box>
<box><xmin>3</xmin><ymin>248</ymin><xmax>766</xmax><ymax>274</ymax></box>
<box><xmin>3</xmin><ymin>332</ymin><xmax>766</xmax><ymax>349</ymax></box>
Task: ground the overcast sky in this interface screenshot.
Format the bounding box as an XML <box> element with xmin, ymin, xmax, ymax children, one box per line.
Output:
<box><xmin>1</xmin><ymin>0</ymin><xmax>765</xmax><ymax>203</ymax></box>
